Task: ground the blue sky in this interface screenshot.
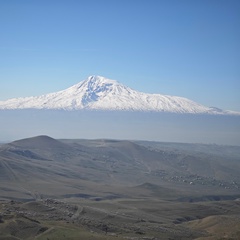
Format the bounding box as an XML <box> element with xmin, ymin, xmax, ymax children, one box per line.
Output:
<box><xmin>0</xmin><ymin>0</ymin><xmax>239</xmax><ymax>111</ymax></box>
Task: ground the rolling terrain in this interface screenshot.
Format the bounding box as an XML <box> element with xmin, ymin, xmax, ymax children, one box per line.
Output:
<box><xmin>1</xmin><ymin>135</ymin><xmax>240</xmax><ymax>201</ymax></box>
<box><xmin>0</xmin><ymin>136</ymin><xmax>240</xmax><ymax>239</ymax></box>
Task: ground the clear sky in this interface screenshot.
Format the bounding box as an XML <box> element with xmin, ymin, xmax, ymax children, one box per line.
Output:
<box><xmin>0</xmin><ymin>0</ymin><xmax>239</xmax><ymax>111</ymax></box>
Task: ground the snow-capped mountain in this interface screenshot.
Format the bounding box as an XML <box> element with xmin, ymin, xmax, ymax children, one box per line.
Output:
<box><xmin>0</xmin><ymin>75</ymin><xmax>238</xmax><ymax>114</ymax></box>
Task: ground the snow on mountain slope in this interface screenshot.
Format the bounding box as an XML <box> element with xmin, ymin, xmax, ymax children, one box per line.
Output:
<box><xmin>0</xmin><ymin>76</ymin><xmax>238</xmax><ymax>114</ymax></box>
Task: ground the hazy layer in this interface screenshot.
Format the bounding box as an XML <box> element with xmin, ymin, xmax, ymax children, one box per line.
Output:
<box><xmin>1</xmin><ymin>110</ymin><xmax>239</xmax><ymax>145</ymax></box>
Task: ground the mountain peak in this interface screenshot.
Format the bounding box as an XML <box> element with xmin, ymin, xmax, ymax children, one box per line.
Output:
<box><xmin>70</xmin><ymin>75</ymin><xmax>125</xmax><ymax>107</ymax></box>
<box><xmin>86</xmin><ymin>75</ymin><xmax>115</xmax><ymax>83</ymax></box>
<box><xmin>71</xmin><ymin>75</ymin><xmax>120</xmax><ymax>94</ymax></box>
<box><xmin>0</xmin><ymin>75</ymin><xmax>239</xmax><ymax>115</ymax></box>
<box><xmin>81</xmin><ymin>75</ymin><xmax>119</xmax><ymax>90</ymax></box>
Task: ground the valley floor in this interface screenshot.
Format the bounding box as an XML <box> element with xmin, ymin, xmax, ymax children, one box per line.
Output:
<box><xmin>0</xmin><ymin>197</ymin><xmax>240</xmax><ymax>240</ymax></box>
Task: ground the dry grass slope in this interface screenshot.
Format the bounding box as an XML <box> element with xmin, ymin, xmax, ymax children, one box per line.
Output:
<box><xmin>0</xmin><ymin>136</ymin><xmax>240</xmax><ymax>239</ymax></box>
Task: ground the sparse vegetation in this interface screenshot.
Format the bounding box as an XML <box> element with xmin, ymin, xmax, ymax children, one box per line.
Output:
<box><xmin>0</xmin><ymin>136</ymin><xmax>240</xmax><ymax>239</ymax></box>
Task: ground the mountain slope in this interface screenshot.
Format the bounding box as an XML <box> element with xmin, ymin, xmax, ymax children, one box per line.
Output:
<box><xmin>0</xmin><ymin>75</ymin><xmax>238</xmax><ymax>114</ymax></box>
